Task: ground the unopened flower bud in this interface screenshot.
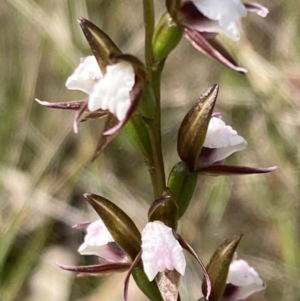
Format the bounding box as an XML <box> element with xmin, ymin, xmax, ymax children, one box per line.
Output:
<box><xmin>152</xmin><ymin>12</ymin><xmax>183</xmax><ymax>63</ymax></box>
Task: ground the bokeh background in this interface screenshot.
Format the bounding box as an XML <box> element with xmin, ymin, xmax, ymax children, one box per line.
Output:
<box><xmin>1</xmin><ymin>0</ymin><xmax>300</xmax><ymax>300</ymax></box>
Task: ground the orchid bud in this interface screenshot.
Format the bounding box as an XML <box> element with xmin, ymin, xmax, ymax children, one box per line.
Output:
<box><xmin>167</xmin><ymin>161</ymin><xmax>198</xmax><ymax>218</ymax></box>
<box><xmin>152</xmin><ymin>11</ymin><xmax>182</xmax><ymax>63</ymax></box>
<box><xmin>177</xmin><ymin>84</ymin><xmax>218</xmax><ymax>171</ymax></box>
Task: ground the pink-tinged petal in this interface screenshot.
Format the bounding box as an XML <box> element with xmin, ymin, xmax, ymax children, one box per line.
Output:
<box><xmin>199</xmin><ymin>117</ymin><xmax>247</xmax><ymax>165</ymax></box>
<box><xmin>88</xmin><ymin>61</ymin><xmax>135</xmax><ymax>121</ymax></box>
<box><xmin>244</xmin><ymin>3</ymin><xmax>269</xmax><ymax>17</ymax></box>
<box><xmin>223</xmin><ymin>259</ymin><xmax>265</xmax><ymax>301</ymax></box>
<box><xmin>66</xmin><ymin>56</ymin><xmax>103</xmax><ymax>94</ymax></box>
<box><xmin>57</xmin><ymin>262</ymin><xmax>130</xmax><ymax>277</ymax></box>
<box><xmin>78</xmin><ymin>220</ymin><xmax>128</xmax><ymax>262</ymax></box>
<box><xmin>35</xmin><ymin>98</ymin><xmax>86</xmax><ymax>110</ymax></box>
<box><xmin>184</xmin><ymin>28</ymin><xmax>247</xmax><ymax>73</ymax></box>
<box><xmin>141</xmin><ymin>221</ymin><xmax>186</xmax><ymax>281</ymax></box>
<box><xmin>191</xmin><ymin>0</ymin><xmax>247</xmax><ymax>40</ymax></box>
<box><xmin>78</xmin><ymin>220</ymin><xmax>114</xmax><ymax>252</ymax></box>
<box><xmin>198</xmin><ymin>165</ymin><xmax>277</xmax><ymax>175</ymax></box>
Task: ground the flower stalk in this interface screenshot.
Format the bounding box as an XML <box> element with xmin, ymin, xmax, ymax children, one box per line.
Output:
<box><xmin>143</xmin><ymin>0</ymin><xmax>166</xmax><ymax>199</ymax></box>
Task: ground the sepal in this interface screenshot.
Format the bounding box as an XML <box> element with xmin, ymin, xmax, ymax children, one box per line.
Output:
<box><xmin>202</xmin><ymin>235</ymin><xmax>242</xmax><ymax>301</ymax></box>
<box><xmin>177</xmin><ymin>85</ymin><xmax>218</xmax><ymax>170</ymax></box>
<box><xmin>183</xmin><ymin>28</ymin><xmax>247</xmax><ymax>73</ymax></box>
<box><xmin>57</xmin><ymin>262</ymin><xmax>130</xmax><ymax>277</ymax></box>
<box><xmin>148</xmin><ymin>189</ymin><xmax>178</xmax><ymax>230</ymax></box>
<box><xmin>78</xmin><ymin>17</ymin><xmax>122</xmax><ymax>73</ymax></box>
<box><xmin>83</xmin><ymin>193</ymin><xmax>141</xmax><ymax>260</ymax></box>
<box><xmin>197</xmin><ymin>164</ymin><xmax>277</xmax><ymax>176</ymax></box>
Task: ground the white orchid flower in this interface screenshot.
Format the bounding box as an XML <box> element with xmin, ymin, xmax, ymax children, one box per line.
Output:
<box><xmin>141</xmin><ymin>221</ymin><xmax>186</xmax><ymax>281</ymax></box>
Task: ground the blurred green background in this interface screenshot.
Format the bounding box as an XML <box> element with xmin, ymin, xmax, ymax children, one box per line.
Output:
<box><xmin>1</xmin><ymin>0</ymin><xmax>299</xmax><ymax>300</ymax></box>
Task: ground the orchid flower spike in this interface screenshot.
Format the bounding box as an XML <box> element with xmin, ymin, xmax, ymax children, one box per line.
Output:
<box><xmin>222</xmin><ymin>259</ymin><xmax>265</xmax><ymax>301</ymax></box>
<box><xmin>177</xmin><ymin>0</ymin><xmax>269</xmax><ymax>72</ymax></box>
<box><xmin>141</xmin><ymin>221</ymin><xmax>186</xmax><ymax>281</ymax></box>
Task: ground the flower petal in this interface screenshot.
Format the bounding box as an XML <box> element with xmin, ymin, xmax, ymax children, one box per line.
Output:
<box><xmin>66</xmin><ymin>56</ymin><xmax>103</xmax><ymax>94</ymax></box>
<box><xmin>78</xmin><ymin>219</ymin><xmax>113</xmax><ymax>253</ymax></box>
<box><xmin>191</xmin><ymin>0</ymin><xmax>247</xmax><ymax>40</ymax></box>
<box><xmin>88</xmin><ymin>61</ymin><xmax>135</xmax><ymax>121</ymax></box>
<box><xmin>141</xmin><ymin>221</ymin><xmax>186</xmax><ymax>281</ymax></box>
<box><xmin>200</xmin><ymin>117</ymin><xmax>247</xmax><ymax>165</ymax></box>
<box><xmin>224</xmin><ymin>259</ymin><xmax>265</xmax><ymax>301</ymax></box>
<box><xmin>78</xmin><ymin>220</ymin><xmax>128</xmax><ymax>262</ymax></box>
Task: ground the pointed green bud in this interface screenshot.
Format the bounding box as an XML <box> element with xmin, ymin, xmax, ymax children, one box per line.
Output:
<box><xmin>78</xmin><ymin>17</ymin><xmax>122</xmax><ymax>73</ymax></box>
<box><xmin>177</xmin><ymin>85</ymin><xmax>218</xmax><ymax>171</ymax></box>
<box><xmin>153</xmin><ymin>12</ymin><xmax>182</xmax><ymax>63</ymax></box>
<box><xmin>123</xmin><ymin>113</ymin><xmax>152</xmax><ymax>157</ymax></box>
<box><xmin>202</xmin><ymin>235</ymin><xmax>242</xmax><ymax>301</ymax></box>
<box><xmin>83</xmin><ymin>193</ymin><xmax>141</xmax><ymax>260</ymax></box>
<box><xmin>132</xmin><ymin>266</ymin><xmax>164</xmax><ymax>301</ymax></box>
<box><xmin>148</xmin><ymin>189</ymin><xmax>178</xmax><ymax>230</ymax></box>
<box><xmin>168</xmin><ymin>161</ymin><xmax>198</xmax><ymax>219</ymax></box>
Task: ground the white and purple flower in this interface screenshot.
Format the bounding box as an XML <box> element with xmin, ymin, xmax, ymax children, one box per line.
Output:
<box><xmin>66</xmin><ymin>56</ymin><xmax>136</xmax><ymax>124</ymax></box>
<box><xmin>177</xmin><ymin>0</ymin><xmax>269</xmax><ymax>72</ymax></box>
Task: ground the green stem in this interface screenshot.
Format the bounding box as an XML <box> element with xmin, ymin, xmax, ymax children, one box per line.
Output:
<box><xmin>142</xmin><ymin>0</ymin><xmax>166</xmax><ymax>199</ymax></box>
